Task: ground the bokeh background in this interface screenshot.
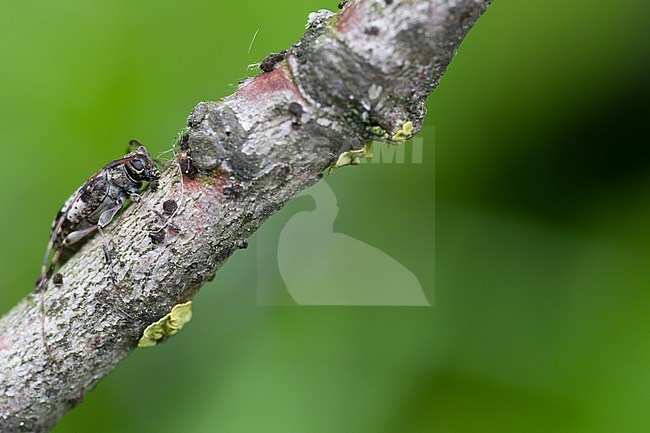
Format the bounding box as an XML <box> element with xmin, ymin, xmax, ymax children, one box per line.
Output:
<box><xmin>1</xmin><ymin>0</ymin><xmax>649</xmax><ymax>432</ymax></box>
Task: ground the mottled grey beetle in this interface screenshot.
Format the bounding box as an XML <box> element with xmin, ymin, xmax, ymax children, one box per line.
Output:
<box><xmin>36</xmin><ymin>141</ymin><xmax>160</xmax><ymax>292</ymax></box>
<box><xmin>35</xmin><ymin>141</ymin><xmax>165</xmax><ymax>356</ymax></box>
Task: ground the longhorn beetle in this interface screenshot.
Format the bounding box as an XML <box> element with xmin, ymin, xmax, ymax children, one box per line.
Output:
<box><xmin>35</xmin><ymin>141</ymin><xmax>163</xmax><ymax>354</ymax></box>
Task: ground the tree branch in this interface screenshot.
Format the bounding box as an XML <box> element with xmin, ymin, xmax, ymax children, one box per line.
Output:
<box><xmin>0</xmin><ymin>0</ymin><xmax>491</xmax><ymax>431</ymax></box>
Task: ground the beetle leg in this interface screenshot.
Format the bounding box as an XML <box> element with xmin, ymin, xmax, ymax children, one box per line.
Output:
<box><xmin>130</xmin><ymin>193</ymin><xmax>181</xmax><ymax>232</ymax></box>
<box><xmin>127</xmin><ymin>139</ymin><xmax>143</xmax><ymax>153</ymax></box>
<box><xmin>36</xmin><ymin>223</ymin><xmax>99</xmax><ymax>360</ymax></box>
<box><xmin>96</xmin><ymin>204</ymin><xmax>137</xmax><ymax>321</ymax></box>
<box><xmin>97</xmin><ymin>225</ymin><xmax>118</xmax><ymax>286</ymax></box>
<box><xmin>35</xmin><ymin>231</ymin><xmax>58</xmax><ymax>359</ymax></box>
<box><xmin>36</xmin><ymin>233</ymin><xmax>57</xmax><ymax>292</ymax></box>
<box><xmin>40</xmin><ymin>226</ymin><xmax>98</xmax><ymax>286</ymax></box>
<box><xmin>96</xmin><ymin>203</ymin><xmax>124</xmax><ymax>287</ymax></box>
<box><xmin>44</xmin><ymin>225</ymin><xmax>99</xmax><ymax>282</ymax></box>
<box><xmin>64</xmin><ymin>226</ymin><xmax>99</xmax><ymax>246</ymax></box>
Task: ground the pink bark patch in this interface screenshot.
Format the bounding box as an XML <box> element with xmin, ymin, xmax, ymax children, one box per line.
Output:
<box><xmin>237</xmin><ymin>66</ymin><xmax>299</xmax><ymax>103</ymax></box>
<box><xmin>335</xmin><ymin>1</ymin><xmax>363</xmax><ymax>34</ymax></box>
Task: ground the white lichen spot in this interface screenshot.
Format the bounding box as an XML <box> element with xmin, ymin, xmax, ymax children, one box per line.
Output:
<box><xmin>306</xmin><ymin>9</ymin><xmax>336</xmax><ymax>29</ymax></box>
<box><xmin>138</xmin><ymin>301</ymin><xmax>193</xmax><ymax>348</ymax></box>
<box><xmin>368</xmin><ymin>84</ymin><xmax>383</xmax><ymax>101</ymax></box>
<box><xmin>316</xmin><ymin>117</ymin><xmax>333</xmax><ymax>128</ymax></box>
<box><xmin>392</xmin><ymin>121</ymin><xmax>414</xmax><ymax>142</ymax></box>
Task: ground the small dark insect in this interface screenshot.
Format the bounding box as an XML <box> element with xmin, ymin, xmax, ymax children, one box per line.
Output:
<box><xmin>162</xmin><ymin>199</ymin><xmax>178</xmax><ymax>216</ymax></box>
<box><xmin>364</xmin><ymin>26</ymin><xmax>380</xmax><ymax>36</ymax></box>
<box><xmin>148</xmin><ymin>199</ymin><xmax>179</xmax><ymax>244</ymax></box>
<box><xmin>222</xmin><ymin>183</ymin><xmax>244</xmax><ymax>199</ymax></box>
<box><xmin>36</xmin><ymin>141</ymin><xmax>162</xmax><ymax>354</ymax></box>
<box><xmin>52</xmin><ymin>273</ymin><xmax>64</xmax><ymax>287</ymax></box>
<box><xmin>260</xmin><ymin>50</ymin><xmax>288</xmax><ymax>73</ymax></box>
<box><xmin>276</xmin><ymin>164</ymin><xmax>291</xmax><ymax>181</ymax></box>
<box><xmin>149</xmin><ymin>228</ymin><xmax>166</xmax><ymax>244</ymax></box>
<box><xmin>288</xmin><ymin>102</ymin><xmax>303</xmax><ymax>129</ymax></box>
<box><xmin>179</xmin><ymin>152</ymin><xmax>198</xmax><ymax>179</ymax></box>
<box><xmin>288</xmin><ymin>102</ymin><xmax>303</xmax><ymax>118</ymax></box>
<box><xmin>236</xmin><ymin>239</ymin><xmax>248</xmax><ymax>250</ymax></box>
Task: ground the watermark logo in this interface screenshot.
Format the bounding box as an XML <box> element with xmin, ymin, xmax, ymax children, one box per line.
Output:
<box><xmin>360</xmin><ymin>135</ymin><xmax>424</xmax><ymax>165</ymax></box>
<box><xmin>256</xmin><ymin>127</ymin><xmax>434</xmax><ymax>306</ymax></box>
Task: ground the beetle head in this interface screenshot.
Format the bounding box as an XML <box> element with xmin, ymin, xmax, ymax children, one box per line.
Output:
<box><xmin>125</xmin><ymin>143</ymin><xmax>161</xmax><ymax>183</ymax></box>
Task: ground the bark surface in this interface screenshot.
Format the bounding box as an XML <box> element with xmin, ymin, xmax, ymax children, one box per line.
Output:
<box><xmin>0</xmin><ymin>1</ymin><xmax>491</xmax><ymax>431</ymax></box>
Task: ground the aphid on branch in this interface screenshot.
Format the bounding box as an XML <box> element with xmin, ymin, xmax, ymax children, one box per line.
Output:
<box><xmin>222</xmin><ymin>183</ymin><xmax>244</xmax><ymax>199</ymax></box>
<box><xmin>149</xmin><ymin>228</ymin><xmax>166</xmax><ymax>244</ymax></box>
<box><xmin>162</xmin><ymin>199</ymin><xmax>178</xmax><ymax>216</ymax></box>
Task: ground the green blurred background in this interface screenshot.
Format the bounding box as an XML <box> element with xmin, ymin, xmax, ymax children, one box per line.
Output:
<box><xmin>1</xmin><ymin>0</ymin><xmax>650</xmax><ymax>431</ymax></box>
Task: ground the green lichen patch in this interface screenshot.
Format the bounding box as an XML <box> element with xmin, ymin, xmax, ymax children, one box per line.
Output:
<box><xmin>330</xmin><ymin>141</ymin><xmax>374</xmax><ymax>171</ymax></box>
<box><xmin>391</xmin><ymin>121</ymin><xmax>414</xmax><ymax>143</ymax></box>
<box><xmin>138</xmin><ymin>301</ymin><xmax>193</xmax><ymax>348</ymax></box>
<box><xmin>368</xmin><ymin>125</ymin><xmax>389</xmax><ymax>140</ymax></box>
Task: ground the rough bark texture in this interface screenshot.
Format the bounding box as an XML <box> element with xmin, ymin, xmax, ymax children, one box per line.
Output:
<box><xmin>0</xmin><ymin>0</ymin><xmax>491</xmax><ymax>431</ymax></box>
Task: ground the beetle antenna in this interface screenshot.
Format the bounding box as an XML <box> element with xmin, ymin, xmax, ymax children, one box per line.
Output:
<box><xmin>127</xmin><ymin>139</ymin><xmax>144</xmax><ymax>153</ymax></box>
